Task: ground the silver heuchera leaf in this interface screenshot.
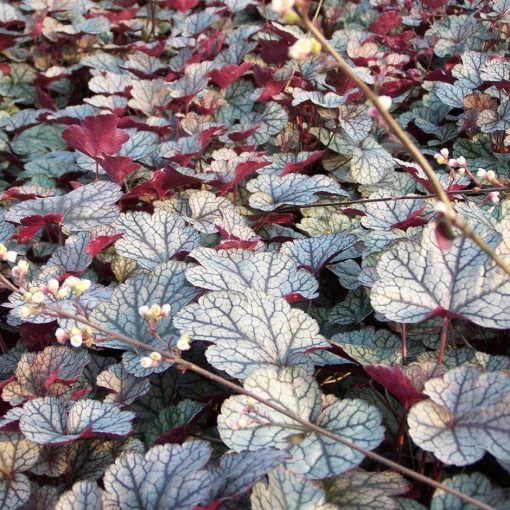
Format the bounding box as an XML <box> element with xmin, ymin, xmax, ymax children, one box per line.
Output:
<box><xmin>350</xmin><ymin>137</ymin><xmax>394</xmax><ymax>185</ymax></box>
<box><xmin>114</xmin><ymin>210</ymin><xmax>201</xmax><ymax>270</ymax></box>
<box><xmin>407</xmin><ymin>366</ymin><xmax>510</xmax><ymax>466</ymax></box>
<box><xmin>280</xmin><ymin>231</ymin><xmax>358</xmax><ymax>274</ymax></box>
<box><xmin>247</xmin><ymin>174</ymin><xmax>348</xmax><ymax>211</ymax></box>
<box><xmin>20</xmin><ymin>397</ymin><xmax>134</xmax><ymax>445</ymax></box>
<box><xmin>2</xmin><ymin>346</ymin><xmax>90</xmax><ymax>406</ymax></box>
<box><xmin>371</xmin><ymin>221</ymin><xmax>510</xmax><ymax>328</ymax></box>
<box><xmin>218</xmin><ymin>367</ymin><xmax>384</xmax><ymax>479</ymax></box>
<box><xmin>325</xmin><ymin>469</ymin><xmax>410</xmax><ymax>510</ymax></box>
<box><xmin>360</xmin><ymin>191</ymin><xmax>426</xmax><ymax>230</ymax></box>
<box><xmin>46</xmin><ymin>232</ymin><xmax>93</xmax><ymax>273</ymax></box>
<box><xmin>96</xmin><ymin>363</ymin><xmax>151</xmax><ymax>406</ymax></box>
<box><xmin>91</xmin><ymin>261</ymin><xmax>200</xmax><ymax>376</ymax></box>
<box><xmin>251</xmin><ymin>468</ymin><xmax>328</xmax><ymax>510</ymax></box>
<box><xmin>55</xmin><ymin>480</ymin><xmax>102</xmax><ymax>510</ymax></box>
<box><xmin>332</xmin><ymin>327</ymin><xmax>421</xmax><ymax>366</ymax></box>
<box><xmin>102</xmin><ymin>441</ymin><xmax>213</xmax><ymax>510</ymax></box>
<box><xmin>0</xmin><ymin>433</ymin><xmax>42</xmax><ymax>474</ymax></box>
<box><xmin>0</xmin><ymin>473</ymin><xmax>31</xmax><ymax>510</ymax></box>
<box><xmin>186</xmin><ymin>248</ymin><xmax>319</xmax><ymax>299</ymax></box>
<box><xmin>174</xmin><ymin>289</ymin><xmax>329</xmax><ymax>379</ymax></box>
<box><xmin>4</xmin><ymin>181</ymin><xmax>122</xmax><ymax>233</ymax></box>
<box><xmin>182</xmin><ymin>191</ymin><xmax>234</xmax><ymax>234</ymax></box>
<box><xmin>209</xmin><ymin>449</ymin><xmax>289</xmax><ymax>501</ymax></box>
<box><xmin>430</xmin><ymin>473</ymin><xmax>509</xmax><ymax>510</ymax></box>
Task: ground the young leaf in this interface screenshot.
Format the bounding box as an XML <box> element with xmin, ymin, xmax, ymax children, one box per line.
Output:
<box><xmin>218</xmin><ymin>367</ymin><xmax>384</xmax><ymax>479</ymax></box>
<box><xmin>20</xmin><ymin>397</ymin><xmax>134</xmax><ymax>445</ymax></box>
<box><xmin>186</xmin><ymin>248</ymin><xmax>319</xmax><ymax>299</ymax></box>
<box><xmin>181</xmin><ymin>191</ymin><xmax>234</xmax><ymax>234</ymax></box>
<box><xmin>96</xmin><ymin>363</ymin><xmax>151</xmax><ymax>407</ymax></box>
<box><xmin>251</xmin><ymin>468</ymin><xmax>328</xmax><ymax>510</ymax></box>
<box><xmin>174</xmin><ymin>290</ymin><xmax>329</xmax><ymax>379</ymax></box>
<box><xmin>55</xmin><ymin>480</ymin><xmax>102</xmax><ymax>510</ymax></box>
<box><xmin>0</xmin><ymin>433</ymin><xmax>42</xmax><ymax>475</ymax></box>
<box><xmin>114</xmin><ymin>210</ymin><xmax>201</xmax><ymax>270</ymax></box>
<box><xmin>280</xmin><ymin>232</ymin><xmax>358</xmax><ymax>274</ymax></box>
<box><xmin>371</xmin><ymin>221</ymin><xmax>510</xmax><ymax>328</ymax></box>
<box><xmin>408</xmin><ymin>366</ymin><xmax>510</xmax><ymax>465</ymax></box>
<box><xmin>102</xmin><ymin>441</ymin><xmax>213</xmax><ymax>509</ymax></box>
<box><xmin>145</xmin><ymin>400</ymin><xmax>205</xmax><ymax>446</ymax></box>
<box><xmin>247</xmin><ymin>174</ymin><xmax>348</xmax><ymax>211</ymax></box>
<box><xmin>5</xmin><ymin>181</ymin><xmax>122</xmax><ymax>233</ymax></box>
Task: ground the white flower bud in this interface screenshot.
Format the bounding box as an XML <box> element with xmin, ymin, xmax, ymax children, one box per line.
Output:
<box><xmin>477</xmin><ymin>168</ymin><xmax>488</xmax><ymax>179</ymax></box>
<box><xmin>138</xmin><ymin>305</ymin><xmax>150</xmax><ymax>318</ymax></box>
<box><xmin>377</xmin><ymin>95</ymin><xmax>392</xmax><ymax>111</ymax></box>
<box><xmin>456</xmin><ymin>156</ymin><xmax>466</xmax><ymax>167</ymax></box>
<box><xmin>70</xmin><ymin>334</ymin><xmax>83</xmax><ymax>348</ymax></box>
<box><xmin>269</xmin><ymin>0</ymin><xmax>295</xmax><ymax>16</ymax></box>
<box><xmin>160</xmin><ymin>303</ymin><xmax>171</xmax><ymax>317</ymax></box>
<box><xmin>55</xmin><ymin>328</ymin><xmax>69</xmax><ymax>344</ymax></box>
<box><xmin>177</xmin><ymin>333</ymin><xmax>191</xmax><ymax>351</ymax></box>
<box><xmin>140</xmin><ymin>356</ymin><xmax>153</xmax><ymax>368</ymax></box>
<box><xmin>486</xmin><ymin>170</ymin><xmax>496</xmax><ymax>181</ymax></box>
<box><xmin>288</xmin><ymin>38</ymin><xmax>321</xmax><ymax>60</ymax></box>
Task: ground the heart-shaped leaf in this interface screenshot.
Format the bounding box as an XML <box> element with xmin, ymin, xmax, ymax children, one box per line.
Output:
<box><xmin>408</xmin><ymin>366</ymin><xmax>510</xmax><ymax>465</ymax></box>
<box><xmin>186</xmin><ymin>248</ymin><xmax>319</xmax><ymax>299</ymax></box>
<box><xmin>174</xmin><ymin>290</ymin><xmax>329</xmax><ymax>379</ymax></box>
<box><xmin>114</xmin><ymin>211</ymin><xmax>201</xmax><ymax>270</ymax></box>
<box><xmin>218</xmin><ymin>367</ymin><xmax>384</xmax><ymax>479</ymax></box>
<box><xmin>20</xmin><ymin>397</ymin><xmax>134</xmax><ymax>445</ymax></box>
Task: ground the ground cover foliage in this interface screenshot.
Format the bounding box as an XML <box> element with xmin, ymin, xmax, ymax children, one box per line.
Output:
<box><xmin>0</xmin><ymin>0</ymin><xmax>509</xmax><ymax>508</ymax></box>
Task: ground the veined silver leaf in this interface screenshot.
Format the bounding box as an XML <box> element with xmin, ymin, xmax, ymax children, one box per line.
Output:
<box><xmin>408</xmin><ymin>366</ymin><xmax>510</xmax><ymax>465</ymax></box>
<box><xmin>251</xmin><ymin>468</ymin><xmax>328</xmax><ymax>510</ymax></box>
<box><xmin>186</xmin><ymin>247</ymin><xmax>319</xmax><ymax>299</ymax></box>
<box><xmin>4</xmin><ymin>181</ymin><xmax>122</xmax><ymax>233</ymax></box>
<box><xmin>430</xmin><ymin>473</ymin><xmax>509</xmax><ymax>510</ymax></box>
<box><xmin>325</xmin><ymin>469</ymin><xmax>410</xmax><ymax>510</ymax></box>
<box><xmin>174</xmin><ymin>290</ymin><xmax>329</xmax><ymax>379</ymax></box>
<box><xmin>20</xmin><ymin>397</ymin><xmax>134</xmax><ymax>445</ymax></box>
<box><xmin>247</xmin><ymin>174</ymin><xmax>348</xmax><ymax>211</ymax></box>
<box><xmin>218</xmin><ymin>367</ymin><xmax>384</xmax><ymax>479</ymax></box>
<box><xmin>371</xmin><ymin>221</ymin><xmax>510</xmax><ymax>328</ymax></box>
<box><xmin>55</xmin><ymin>480</ymin><xmax>102</xmax><ymax>510</ymax></box>
<box><xmin>280</xmin><ymin>231</ymin><xmax>358</xmax><ymax>274</ymax></box>
<box><xmin>115</xmin><ymin>210</ymin><xmax>201</xmax><ymax>270</ymax></box>
<box><xmin>102</xmin><ymin>441</ymin><xmax>213</xmax><ymax>510</ymax></box>
<box><xmin>91</xmin><ymin>261</ymin><xmax>200</xmax><ymax>376</ymax></box>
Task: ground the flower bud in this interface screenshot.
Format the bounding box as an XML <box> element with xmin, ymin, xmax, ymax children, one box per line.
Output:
<box><xmin>12</xmin><ymin>260</ymin><xmax>29</xmax><ymax>279</ymax></box>
<box><xmin>55</xmin><ymin>328</ymin><xmax>69</xmax><ymax>344</ymax></box>
<box><xmin>138</xmin><ymin>305</ymin><xmax>150</xmax><ymax>318</ymax></box>
<box><xmin>140</xmin><ymin>356</ymin><xmax>153</xmax><ymax>368</ymax></box>
<box><xmin>288</xmin><ymin>38</ymin><xmax>321</xmax><ymax>60</ymax></box>
<box><xmin>269</xmin><ymin>0</ymin><xmax>295</xmax><ymax>17</ymax></box>
<box><xmin>20</xmin><ymin>305</ymin><xmax>33</xmax><ymax>319</ymax></box>
<box><xmin>486</xmin><ymin>170</ymin><xmax>496</xmax><ymax>182</ymax></box>
<box><xmin>150</xmin><ymin>351</ymin><xmax>162</xmax><ymax>362</ymax></box>
<box><xmin>177</xmin><ymin>333</ymin><xmax>191</xmax><ymax>351</ymax></box>
<box><xmin>0</xmin><ymin>244</ymin><xmax>17</xmax><ymax>263</ymax></box>
<box><xmin>477</xmin><ymin>168</ymin><xmax>488</xmax><ymax>179</ymax></box>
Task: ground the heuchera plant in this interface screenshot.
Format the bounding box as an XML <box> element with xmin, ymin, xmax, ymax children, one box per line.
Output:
<box><xmin>0</xmin><ymin>0</ymin><xmax>509</xmax><ymax>508</ymax></box>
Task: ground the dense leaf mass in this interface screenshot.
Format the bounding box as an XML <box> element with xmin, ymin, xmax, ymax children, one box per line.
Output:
<box><xmin>0</xmin><ymin>0</ymin><xmax>509</xmax><ymax>508</ymax></box>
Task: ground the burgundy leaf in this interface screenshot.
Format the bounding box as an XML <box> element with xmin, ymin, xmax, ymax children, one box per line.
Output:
<box><xmin>86</xmin><ymin>233</ymin><xmax>124</xmax><ymax>256</ymax></box>
<box><xmin>365</xmin><ymin>364</ymin><xmax>427</xmax><ymax>407</ymax></box>
<box><xmin>62</xmin><ymin>114</ymin><xmax>129</xmax><ymax>159</ymax></box>
<box><xmin>368</xmin><ymin>11</ymin><xmax>402</xmax><ymax>35</ymax></box>
<box><xmin>98</xmin><ymin>155</ymin><xmax>141</xmax><ymax>184</ymax></box>
<box><xmin>209</xmin><ymin>62</ymin><xmax>253</xmax><ymax>89</ymax></box>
